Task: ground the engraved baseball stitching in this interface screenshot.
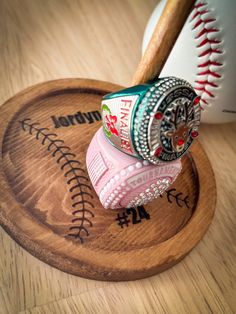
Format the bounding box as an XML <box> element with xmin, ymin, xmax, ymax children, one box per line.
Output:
<box><xmin>160</xmin><ymin>188</ymin><xmax>190</xmax><ymax>209</ymax></box>
<box><xmin>19</xmin><ymin>118</ymin><xmax>94</xmax><ymax>243</ymax></box>
<box><xmin>190</xmin><ymin>1</ymin><xmax>223</xmax><ymax>108</ymax></box>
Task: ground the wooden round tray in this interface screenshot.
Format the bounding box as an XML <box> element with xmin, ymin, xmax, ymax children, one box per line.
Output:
<box><xmin>0</xmin><ymin>79</ymin><xmax>216</xmax><ymax>281</ymax></box>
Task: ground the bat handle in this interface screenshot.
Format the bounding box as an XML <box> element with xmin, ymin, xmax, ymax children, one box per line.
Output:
<box><xmin>132</xmin><ymin>0</ymin><xmax>195</xmax><ymax>85</ymax></box>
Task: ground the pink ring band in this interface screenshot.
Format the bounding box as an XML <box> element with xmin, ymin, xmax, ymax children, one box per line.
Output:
<box><xmin>86</xmin><ymin>127</ymin><xmax>182</xmax><ymax>209</ymax></box>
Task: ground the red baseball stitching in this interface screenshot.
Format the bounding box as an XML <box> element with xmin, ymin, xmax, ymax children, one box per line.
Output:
<box><xmin>190</xmin><ymin>1</ymin><xmax>223</xmax><ymax>108</ymax></box>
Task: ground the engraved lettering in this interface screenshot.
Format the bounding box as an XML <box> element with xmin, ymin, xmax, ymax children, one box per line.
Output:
<box><xmin>51</xmin><ymin>110</ymin><xmax>102</xmax><ymax>128</ymax></box>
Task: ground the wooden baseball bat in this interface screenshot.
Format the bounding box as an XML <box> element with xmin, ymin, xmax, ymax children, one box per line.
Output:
<box><xmin>132</xmin><ymin>0</ymin><xmax>195</xmax><ymax>85</ymax></box>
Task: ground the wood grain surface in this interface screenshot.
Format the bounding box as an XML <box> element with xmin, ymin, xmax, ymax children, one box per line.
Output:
<box><xmin>0</xmin><ymin>78</ymin><xmax>215</xmax><ymax>281</ymax></box>
<box><xmin>0</xmin><ymin>0</ymin><xmax>235</xmax><ymax>313</ymax></box>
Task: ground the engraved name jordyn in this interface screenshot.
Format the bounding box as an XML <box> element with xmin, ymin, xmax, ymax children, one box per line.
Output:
<box><xmin>51</xmin><ymin>110</ymin><xmax>102</xmax><ymax>128</ymax></box>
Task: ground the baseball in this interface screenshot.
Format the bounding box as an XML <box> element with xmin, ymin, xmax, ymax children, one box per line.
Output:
<box><xmin>142</xmin><ymin>0</ymin><xmax>236</xmax><ymax>124</ymax></box>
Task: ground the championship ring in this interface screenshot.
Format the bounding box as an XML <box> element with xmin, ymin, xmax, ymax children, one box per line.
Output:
<box><xmin>86</xmin><ymin>127</ymin><xmax>181</xmax><ymax>209</ymax></box>
<box><xmin>101</xmin><ymin>77</ymin><xmax>201</xmax><ymax>164</ymax></box>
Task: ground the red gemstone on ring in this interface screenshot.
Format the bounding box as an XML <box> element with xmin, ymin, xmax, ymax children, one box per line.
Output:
<box><xmin>178</xmin><ymin>139</ymin><xmax>184</xmax><ymax>146</ymax></box>
<box><xmin>154</xmin><ymin>112</ymin><xmax>163</xmax><ymax>120</ymax></box>
<box><xmin>193</xmin><ymin>96</ymin><xmax>201</xmax><ymax>105</ymax></box>
<box><xmin>154</xmin><ymin>147</ymin><xmax>163</xmax><ymax>157</ymax></box>
<box><xmin>191</xmin><ymin>131</ymin><xmax>199</xmax><ymax>138</ymax></box>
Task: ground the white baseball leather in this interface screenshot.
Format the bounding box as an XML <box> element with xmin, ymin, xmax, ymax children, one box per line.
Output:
<box><xmin>142</xmin><ymin>0</ymin><xmax>236</xmax><ymax>124</ymax></box>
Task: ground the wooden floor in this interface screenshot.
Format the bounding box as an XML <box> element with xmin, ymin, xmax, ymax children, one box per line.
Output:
<box><xmin>0</xmin><ymin>0</ymin><xmax>235</xmax><ymax>313</ymax></box>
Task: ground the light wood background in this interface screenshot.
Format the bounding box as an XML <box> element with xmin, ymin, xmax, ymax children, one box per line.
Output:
<box><xmin>0</xmin><ymin>0</ymin><xmax>235</xmax><ymax>313</ymax></box>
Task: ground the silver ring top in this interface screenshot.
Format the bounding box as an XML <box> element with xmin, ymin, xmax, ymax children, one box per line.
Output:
<box><xmin>133</xmin><ymin>77</ymin><xmax>201</xmax><ymax>163</ymax></box>
<box><xmin>101</xmin><ymin>77</ymin><xmax>201</xmax><ymax>164</ymax></box>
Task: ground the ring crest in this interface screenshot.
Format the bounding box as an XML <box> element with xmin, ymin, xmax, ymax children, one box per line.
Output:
<box><xmin>102</xmin><ymin>77</ymin><xmax>201</xmax><ymax>164</ymax></box>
